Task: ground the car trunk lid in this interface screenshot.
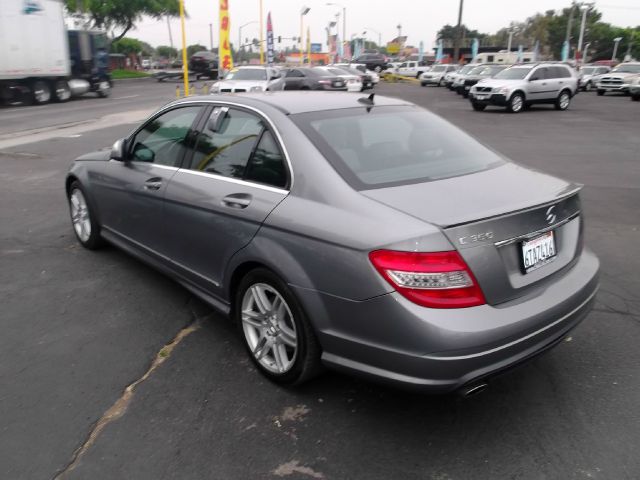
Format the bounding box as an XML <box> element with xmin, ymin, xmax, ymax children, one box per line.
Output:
<box><xmin>361</xmin><ymin>163</ymin><xmax>583</xmax><ymax>305</ymax></box>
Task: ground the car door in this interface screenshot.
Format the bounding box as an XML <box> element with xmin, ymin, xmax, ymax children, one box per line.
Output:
<box><xmin>283</xmin><ymin>69</ymin><xmax>305</xmax><ymax>90</ymax></box>
<box><xmin>162</xmin><ymin>105</ymin><xmax>290</xmax><ymax>297</ymax></box>
<box><xmin>90</xmin><ymin>105</ymin><xmax>203</xmax><ymax>255</ymax></box>
<box><xmin>527</xmin><ymin>66</ymin><xmax>550</xmax><ymax>101</ymax></box>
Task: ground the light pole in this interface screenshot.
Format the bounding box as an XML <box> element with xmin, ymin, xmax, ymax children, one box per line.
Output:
<box><xmin>239</xmin><ymin>21</ymin><xmax>258</xmax><ymax>63</ymax></box>
<box><xmin>452</xmin><ymin>0</ymin><xmax>464</xmax><ymax>64</ymax></box>
<box><xmin>577</xmin><ymin>3</ymin><xmax>594</xmax><ymax>64</ymax></box>
<box><xmin>583</xmin><ymin>42</ymin><xmax>591</xmax><ymax>64</ymax></box>
<box><xmin>300</xmin><ymin>6</ymin><xmax>310</xmax><ymax>65</ymax></box>
<box><xmin>364</xmin><ymin>27</ymin><xmax>382</xmax><ymax>49</ymax></box>
<box><xmin>326</xmin><ymin>2</ymin><xmax>346</xmax><ymax>46</ymax></box>
<box><xmin>612</xmin><ymin>37</ymin><xmax>623</xmax><ymax>61</ymax></box>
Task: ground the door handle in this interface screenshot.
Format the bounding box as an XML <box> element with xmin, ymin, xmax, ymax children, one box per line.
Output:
<box><xmin>222</xmin><ymin>193</ymin><xmax>252</xmax><ymax>209</ymax></box>
<box><xmin>144</xmin><ymin>178</ymin><xmax>163</xmax><ymax>191</ymax></box>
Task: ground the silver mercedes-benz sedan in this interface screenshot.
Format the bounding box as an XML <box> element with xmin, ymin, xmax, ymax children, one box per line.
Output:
<box><xmin>65</xmin><ymin>92</ymin><xmax>599</xmax><ymax>394</ymax></box>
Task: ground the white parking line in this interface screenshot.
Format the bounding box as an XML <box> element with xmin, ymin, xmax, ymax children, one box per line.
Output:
<box><xmin>112</xmin><ymin>94</ymin><xmax>140</xmax><ymax>100</ymax></box>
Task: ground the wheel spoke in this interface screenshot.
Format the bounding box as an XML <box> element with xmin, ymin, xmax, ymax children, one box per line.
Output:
<box><xmin>242</xmin><ymin>310</ymin><xmax>263</xmax><ymax>328</ymax></box>
<box><xmin>251</xmin><ymin>285</ymin><xmax>271</xmax><ymax>313</ymax></box>
<box><xmin>273</xmin><ymin>344</ymin><xmax>287</xmax><ymax>372</ymax></box>
<box><xmin>279</xmin><ymin>326</ymin><xmax>297</xmax><ymax>348</ymax></box>
<box><xmin>253</xmin><ymin>337</ymin><xmax>270</xmax><ymax>360</ymax></box>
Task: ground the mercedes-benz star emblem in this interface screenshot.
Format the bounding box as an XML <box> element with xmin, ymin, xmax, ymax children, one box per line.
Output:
<box><xmin>546</xmin><ymin>206</ymin><xmax>557</xmax><ymax>225</ymax></box>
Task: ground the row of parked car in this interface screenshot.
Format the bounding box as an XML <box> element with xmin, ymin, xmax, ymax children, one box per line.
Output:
<box><xmin>208</xmin><ymin>64</ymin><xmax>380</xmax><ymax>94</ymax></box>
<box><xmin>418</xmin><ymin>61</ymin><xmax>640</xmax><ymax>113</ymax></box>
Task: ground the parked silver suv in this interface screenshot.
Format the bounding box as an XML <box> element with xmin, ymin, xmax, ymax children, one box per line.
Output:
<box><xmin>468</xmin><ymin>63</ymin><xmax>578</xmax><ymax>113</ymax></box>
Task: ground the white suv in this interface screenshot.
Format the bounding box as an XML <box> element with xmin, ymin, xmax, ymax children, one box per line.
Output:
<box><xmin>468</xmin><ymin>63</ymin><xmax>578</xmax><ymax>113</ymax></box>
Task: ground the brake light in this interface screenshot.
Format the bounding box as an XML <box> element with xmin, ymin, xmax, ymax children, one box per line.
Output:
<box><xmin>369</xmin><ymin>250</ymin><xmax>486</xmax><ymax>308</ymax></box>
<box><xmin>318</xmin><ymin>80</ymin><xmax>331</xmax><ymax>85</ymax></box>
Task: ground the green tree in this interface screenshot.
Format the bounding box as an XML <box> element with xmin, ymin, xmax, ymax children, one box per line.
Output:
<box><xmin>156</xmin><ymin>45</ymin><xmax>178</xmax><ymax>58</ymax></box>
<box><xmin>65</xmin><ymin>0</ymin><xmax>179</xmax><ymax>42</ymax></box>
<box><xmin>187</xmin><ymin>44</ymin><xmax>208</xmax><ymax>57</ymax></box>
<box><xmin>111</xmin><ymin>37</ymin><xmax>153</xmax><ymax>56</ymax></box>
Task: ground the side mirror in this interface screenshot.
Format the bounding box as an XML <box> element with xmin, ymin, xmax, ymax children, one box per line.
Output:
<box><xmin>110</xmin><ymin>138</ymin><xmax>126</xmax><ymax>161</ymax></box>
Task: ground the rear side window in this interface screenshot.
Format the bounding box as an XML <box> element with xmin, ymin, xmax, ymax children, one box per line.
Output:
<box><xmin>244</xmin><ymin>131</ymin><xmax>287</xmax><ymax>188</ymax></box>
<box><xmin>291</xmin><ymin>106</ymin><xmax>504</xmax><ymax>190</ymax></box>
<box><xmin>188</xmin><ymin>108</ymin><xmax>263</xmax><ymax>177</ymax></box>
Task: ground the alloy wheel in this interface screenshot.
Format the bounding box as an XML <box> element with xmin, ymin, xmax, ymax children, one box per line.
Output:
<box><xmin>241</xmin><ymin>283</ymin><xmax>298</xmax><ymax>374</ymax></box>
<box><xmin>70</xmin><ymin>188</ymin><xmax>92</xmax><ymax>242</ymax></box>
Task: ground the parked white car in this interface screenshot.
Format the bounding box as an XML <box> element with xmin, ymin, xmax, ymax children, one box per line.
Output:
<box><xmin>209</xmin><ymin>66</ymin><xmax>281</xmax><ymax>94</ymax></box>
<box><xmin>420</xmin><ymin>64</ymin><xmax>458</xmax><ymax>86</ymax></box>
<box><xmin>578</xmin><ymin>65</ymin><xmax>611</xmax><ymax>91</ymax></box>
<box><xmin>394</xmin><ymin>61</ymin><xmax>430</xmax><ymax>78</ymax></box>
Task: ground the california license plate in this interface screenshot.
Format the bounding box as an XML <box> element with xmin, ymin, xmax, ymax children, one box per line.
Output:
<box><xmin>521</xmin><ymin>231</ymin><xmax>557</xmax><ymax>273</ymax></box>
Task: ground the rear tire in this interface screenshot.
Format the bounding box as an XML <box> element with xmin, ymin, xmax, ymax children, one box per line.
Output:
<box><xmin>632</xmin><ymin>94</ymin><xmax>640</xmax><ymax>102</ymax></box>
<box><xmin>597</xmin><ymin>89</ymin><xmax>605</xmax><ymax>96</ymax></box>
<box><xmin>555</xmin><ymin>90</ymin><xmax>571</xmax><ymax>110</ymax></box>
<box><xmin>471</xmin><ymin>102</ymin><xmax>486</xmax><ymax>111</ymax></box>
<box><xmin>53</xmin><ymin>80</ymin><xmax>71</xmax><ymax>102</ymax></box>
<box><xmin>97</xmin><ymin>81</ymin><xmax>111</xmax><ymax>98</ymax></box>
<box><xmin>31</xmin><ymin>80</ymin><xmax>51</xmax><ymax>104</ymax></box>
<box><xmin>235</xmin><ymin>268</ymin><xmax>322</xmax><ymax>385</ymax></box>
<box><xmin>420</xmin><ymin>82</ymin><xmax>427</xmax><ymax>87</ymax></box>
<box><xmin>507</xmin><ymin>92</ymin><xmax>524</xmax><ymax>113</ymax></box>
<box><xmin>585</xmin><ymin>81</ymin><xmax>592</xmax><ymax>91</ymax></box>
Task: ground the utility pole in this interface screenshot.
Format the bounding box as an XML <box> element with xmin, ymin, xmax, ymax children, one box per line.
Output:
<box><xmin>577</xmin><ymin>3</ymin><xmax>593</xmax><ymax>63</ymax></box>
<box><xmin>167</xmin><ymin>17</ymin><xmax>174</xmax><ymax>49</ymax></box>
<box><xmin>453</xmin><ymin>0</ymin><xmax>464</xmax><ymax>64</ymax></box>
<box><xmin>209</xmin><ymin>23</ymin><xmax>213</xmax><ymax>51</ymax></box>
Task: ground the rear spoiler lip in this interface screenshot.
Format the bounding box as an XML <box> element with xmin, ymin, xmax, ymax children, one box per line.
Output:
<box><xmin>441</xmin><ymin>184</ymin><xmax>583</xmax><ymax>230</ymax></box>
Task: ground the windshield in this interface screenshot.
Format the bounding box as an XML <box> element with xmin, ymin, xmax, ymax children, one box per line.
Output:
<box><xmin>458</xmin><ymin>65</ymin><xmax>474</xmax><ymax>75</ymax></box>
<box><xmin>468</xmin><ymin>66</ymin><xmax>486</xmax><ymax>75</ymax></box>
<box><xmin>581</xmin><ymin>67</ymin><xmax>597</xmax><ymax>75</ymax></box>
<box><xmin>612</xmin><ymin>64</ymin><xmax>640</xmax><ymax>73</ymax></box>
<box><xmin>431</xmin><ymin>66</ymin><xmax>447</xmax><ymax>72</ymax></box>
<box><xmin>494</xmin><ymin>67</ymin><xmax>532</xmax><ymax>80</ymax></box>
<box><xmin>328</xmin><ymin>68</ymin><xmax>351</xmax><ymax>76</ymax></box>
<box><xmin>291</xmin><ymin>106</ymin><xmax>504</xmax><ymax>190</ymax></box>
<box><xmin>224</xmin><ymin>69</ymin><xmax>266</xmax><ymax>81</ymax></box>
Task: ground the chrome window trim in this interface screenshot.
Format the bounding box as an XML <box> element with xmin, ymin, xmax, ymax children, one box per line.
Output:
<box><xmin>177</xmin><ymin>168</ymin><xmax>288</xmax><ymax>195</ymax></box>
<box><xmin>153</xmin><ymin>99</ymin><xmax>295</xmax><ymax>191</ymax></box>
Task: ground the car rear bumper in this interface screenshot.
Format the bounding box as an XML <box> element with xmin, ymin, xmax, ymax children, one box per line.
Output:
<box><xmin>469</xmin><ymin>92</ymin><xmax>508</xmax><ymax>106</ymax></box>
<box><xmin>295</xmin><ymin>248</ymin><xmax>599</xmax><ymax>394</ymax></box>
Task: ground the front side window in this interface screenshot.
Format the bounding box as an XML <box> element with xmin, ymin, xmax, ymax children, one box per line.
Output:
<box><xmin>292</xmin><ymin>106</ymin><xmax>504</xmax><ymax>190</ymax></box>
<box><xmin>188</xmin><ymin>108</ymin><xmax>263</xmax><ymax>177</ymax></box>
<box><xmin>285</xmin><ymin>69</ymin><xmax>304</xmax><ymax>78</ymax></box>
<box><xmin>531</xmin><ymin>67</ymin><xmax>547</xmax><ymax>80</ymax></box>
<box><xmin>129</xmin><ymin>107</ymin><xmax>201</xmax><ymax>166</ymax></box>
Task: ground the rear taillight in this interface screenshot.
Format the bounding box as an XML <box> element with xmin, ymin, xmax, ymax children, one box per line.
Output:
<box><xmin>369</xmin><ymin>250</ymin><xmax>486</xmax><ymax>309</ymax></box>
<box><xmin>318</xmin><ymin>80</ymin><xmax>331</xmax><ymax>85</ymax></box>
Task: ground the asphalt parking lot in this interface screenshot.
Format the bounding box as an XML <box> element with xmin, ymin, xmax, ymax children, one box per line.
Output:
<box><xmin>1</xmin><ymin>79</ymin><xmax>639</xmax><ymax>480</ymax></box>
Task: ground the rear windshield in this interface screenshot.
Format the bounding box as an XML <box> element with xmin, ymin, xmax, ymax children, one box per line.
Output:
<box><xmin>431</xmin><ymin>65</ymin><xmax>447</xmax><ymax>72</ymax></box>
<box><xmin>224</xmin><ymin>69</ymin><xmax>266</xmax><ymax>80</ymax></box>
<box><xmin>291</xmin><ymin>106</ymin><xmax>504</xmax><ymax>190</ymax></box>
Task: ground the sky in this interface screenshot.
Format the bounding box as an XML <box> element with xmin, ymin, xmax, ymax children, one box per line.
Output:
<box><xmin>130</xmin><ymin>0</ymin><xmax>640</xmax><ymax>52</ymax></box>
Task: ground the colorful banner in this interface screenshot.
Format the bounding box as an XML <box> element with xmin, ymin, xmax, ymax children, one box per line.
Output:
<box><xmin>435</xmin><ymin>39</ymin><xmax>443</xmax><ymax>62</ymax></box>
<box><xmin>266</xmin><ymin>12</ymin><xmax>275</xmax><ymax>65</ymax></box>
<box><xmin>343</xmin><ymin>40</ymin><xmax>351</xmax><ymax>60</ymax></box>
<box><xmin>337</xmin><ymin>34</ymin><xmax>343</xmax><ymax>62</ymax></box>
<box><xmin>219</xmin><ymin>0</ymin><xmax>233</xmax><ymax>72</ymax></box>
<box><xmin>517</xmin><ymin>44</ymin><xmax>523</xmax><ymax>62</ymax></box>
<box><xmin>561</xmin><ymin>40</ymin><xmax>569</xmax><ymax>62</ymax></box>
<box><xmin>471</xmin><ymin>38</ymin><xmax>479</xmax><ymax>60</ymax></box>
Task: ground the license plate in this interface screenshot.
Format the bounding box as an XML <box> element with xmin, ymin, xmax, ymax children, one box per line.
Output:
<box><xmin>475</xmin><ymin>94</ymin><xmax>487</xmax><ymax>100</ymax></box>
<box><xmin>335</xmin><ymin>82</ymin><xmax>343</xmax><ymax>87</ymax></box>
<box><xmin>521</xmin><ymin>231</ymin><xmax>557</xmax><ymax>273</ymax></box>
<box><xmin>464</xmin><ymin>86</ymin><xmax>470</xmax><ymax>90</ymax></box>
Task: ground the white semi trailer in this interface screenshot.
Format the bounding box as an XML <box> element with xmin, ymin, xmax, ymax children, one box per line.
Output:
<box><xmin>0</xmin><ymin>0</ymin><xmax>111</xmax><ymax>105</ymax></box>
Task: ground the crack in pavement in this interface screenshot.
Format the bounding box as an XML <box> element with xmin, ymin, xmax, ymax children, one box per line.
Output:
<box><xmin>52</xmin><ymin>303</ymin><xmax>206</xmax><ymax>479</ymax></box>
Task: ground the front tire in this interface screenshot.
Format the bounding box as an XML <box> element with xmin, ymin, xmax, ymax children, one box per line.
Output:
<box><xmin>555</xmin><ymin>90</ymin><xmax>571</xmax><ymax>110</ymax></box>
<box><xmin>597</xmin><ymin>89</ymin><xmax>605</xmax><ymax>96</ymax></box>
<box><xmin>632</xmin><ymin>94</ymin><xmax>640</xmax><ymax>102</ymax></box>
<box><xmin>68</xmin><ymin>181</ymin><xmax>104</xmax><ymax>249</ymax></box>
<box><xmin>235</xmin><ymin>268</ymin><xmax>322</xmax><ymax>385</ymax></box>
<box><xmin>471</xmin><ymin>102</ymin><xmax>486</xmax><ymax>111</ymax></box>
<box><xmin>507</xmin><ymin>92</ymin><xmax>524</xmax><ymax>113</ymax></box>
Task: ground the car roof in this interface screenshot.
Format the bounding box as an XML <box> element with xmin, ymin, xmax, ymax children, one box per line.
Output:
<box><xmin>169</xmin><ymin>92</ymin><xmax>413</xmax><ymax>115</ymax></box>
